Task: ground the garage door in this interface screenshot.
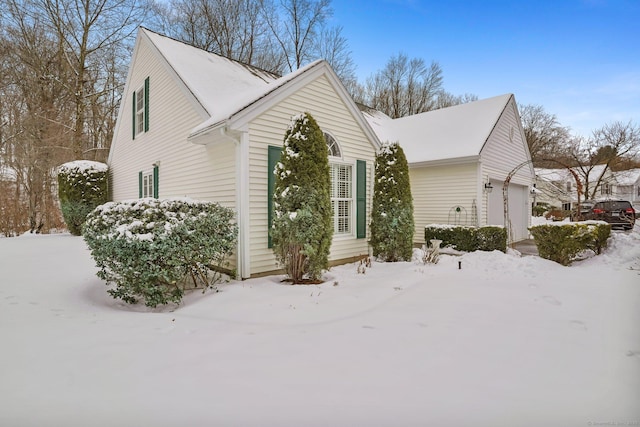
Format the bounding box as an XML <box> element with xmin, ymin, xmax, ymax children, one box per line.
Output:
<box><xmin>487</xmin><ymin>180</ymin><xmax>529</xmax><ymax>242</ymax></box>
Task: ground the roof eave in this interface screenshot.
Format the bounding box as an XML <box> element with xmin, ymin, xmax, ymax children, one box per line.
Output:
<box><xmin>409</xmin><ymin>155</ymin><xmax>481</xmax><ymax>168</ymax></box>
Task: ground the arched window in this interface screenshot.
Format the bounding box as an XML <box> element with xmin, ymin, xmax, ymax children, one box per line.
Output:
<box><xmin>324</xmin><ymin>132</ymin><xmax>341</xmax><ymax>157</ymax></box>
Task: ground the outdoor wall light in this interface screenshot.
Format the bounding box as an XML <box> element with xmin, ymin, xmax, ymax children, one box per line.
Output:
<box><xmin>484</xmin><ymin>182</ymin><xmax>493</xmax><ymax>193</ymax></box>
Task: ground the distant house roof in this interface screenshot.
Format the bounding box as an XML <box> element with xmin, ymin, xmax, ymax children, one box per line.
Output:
<box><xmin>535</xmin><ymin>168</ymin><xmax>572</xmax><ymax>182</ymax></box>
<box><xmin>614</xmin><ymin>168</ymin><xmax>640</xmax><ymax>186</ymax></box>
<box><xmin>362</xmin><ymin>93</ymin><xmax>513</xmax><ymax>163</ymax></box>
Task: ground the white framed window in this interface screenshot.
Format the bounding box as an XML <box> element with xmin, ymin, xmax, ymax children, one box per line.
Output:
<box><xmin>331</xmin><ymin>163</ymin><xmax>352</xmax><ymax>235</ymax></box>
<box><xmin>142</xmin><ymin>171</ymin><xmax>154</xmax><ymax>198</ymax></box>
<box><xmin>325</xmin><ymin>132</ymin><xmax>341</xmax><ymax>157</ymax></box>
<box><xmin>135</xmin><ymin>86</ymin><xmax>145</xmax><ymax>136</ymax></box>
<box><xmin>324</xmin><ymin>131</ymin><xmax>353</xmax><ymax>235</ymax></box>
<box><xmin>601</xmin><ymin>183</ymin><xmax>612</xmax><ymax>196</ymax></box>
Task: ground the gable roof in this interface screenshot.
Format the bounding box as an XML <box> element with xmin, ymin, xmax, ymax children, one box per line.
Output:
<box><xmin>139</xmin><ymin>28</ymin><xmax>379</xmax><ymax>147</ymax></box>
<box><xmin>363</xmin><ymin>93</ymin><xmax>513</xmax><ymax>164</ymax></box>
<box><xmin>141</xmin><ymin>28</ymin><xmax>279</xmax><ymax>121</ymax></box>
<box><xmin>614</xmin><ymin>168</ymin><xmax>640</xmax><ymax>186</ymax></box>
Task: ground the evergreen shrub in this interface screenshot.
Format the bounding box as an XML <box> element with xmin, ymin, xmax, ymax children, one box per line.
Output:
<box><xmin>529</xmin><ymin>221</ymin><xmax>610</xmax><ymax>266</ymax></box>
<box><xmin>57</xmin><ymin>161</ymin><xmax>109</xmax><ymax>235</ymax></box>
<box><xmin>83</xmin><ymin>198</ymin><xmax>237</xmax><ymax>307</ymax></box>
<box><xmin>370</xmin><ymin>142</ymin><xmax>414</xmax><ymax>261</ymax></box>
<box><xmin>272</xmin><ymin>112</ymin><xmax>333</xmax><ymax>283</ymax></box>
<box><xmin>424</xmin><ymin>225</ymin><xmax>507</xmax><ymax>252</ymax></box>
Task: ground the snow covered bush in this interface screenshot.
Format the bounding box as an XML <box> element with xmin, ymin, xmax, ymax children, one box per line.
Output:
<box><xmin>272</xmin><ymin>112</ymin><xmax>333</xmax><ymax>283</ymax></box>
<box><xmin>57</xmin><ymin>161</ymin><xmax>109</xmax><ymax>235</ymax></box>
<box><xmin>424</xmin><ymin>225</ymin><xmax>507</xmax><ymax>252</ymax></box>
<box><xmin>370</xmin><ymin>142</ymin><xmax>414</xmax><ymax>261</ymax></box>
<box><xmin>529</xmin><ymin>222</ymin><xmax>610</xmax><ymax>266</ymax></box>
<box><xmin>83</xmin><ymin>198</ymin><xmax>237</xmax><ymax>307</ymax></box>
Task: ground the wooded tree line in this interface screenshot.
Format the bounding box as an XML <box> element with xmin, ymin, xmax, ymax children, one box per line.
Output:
<box><xmin>1</xmin><ymin>0</ymin><xmax>638</xmax><ymax>236</ymax></box>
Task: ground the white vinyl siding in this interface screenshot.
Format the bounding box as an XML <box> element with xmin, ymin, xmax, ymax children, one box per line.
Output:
<box><xmin>477</xmin><ymin>97</ymin><xmax>533</xmax><ymax>241</ymax></box>
<box><xmin>410</xmin><ymin>163</ymin><xmax>478</xmax><ymax>245</ymax></box>
<box><xmin>247</xmin><ymin>75</ymin><xmax>375</xmax><ymax>275</ymax></box>
<box><xmin>108</xmin><ymin>35</ymin><xmax>238</xmax><ymax>272</ymax></box>
<box><xmin>480</xmin><ymin>97</ymin><xmax>533</xmax><ymax>187</ymax></box>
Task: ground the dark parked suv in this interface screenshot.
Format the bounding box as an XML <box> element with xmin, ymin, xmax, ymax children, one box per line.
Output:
<box><xmin>590</xmin><ymin>200</ymin><xmax>636</xmax><ymax>230</ymax></box>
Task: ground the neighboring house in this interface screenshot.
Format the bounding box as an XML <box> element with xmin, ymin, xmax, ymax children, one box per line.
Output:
<box><xmin>364</xmin><ymin>94</ymin><xmax>535</xmax><ymax>244</ymax></box>
<box><xmin>534</xmin><ymin>165</ymin><xmax>629</xmax><ymax>211</ymax></box>
<box><xmin>108</xmin><ymin>28</ymin><xmax>380</xmax><ymax>279</ymax></box>
<box><xmin>614</xmin><ymin>168</ymin><xmax>640</xmax><ymax>211</ymax></box>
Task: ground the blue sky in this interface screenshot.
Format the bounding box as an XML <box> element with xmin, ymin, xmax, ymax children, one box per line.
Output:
<box><xmin>330</xmin><ymin>0</ymin><xmax>640</xmax><ymax>136</ymax></box>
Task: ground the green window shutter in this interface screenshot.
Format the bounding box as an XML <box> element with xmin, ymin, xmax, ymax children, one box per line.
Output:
<box><xmin>144</xmin><ymin>77</ymin><xmax>150</xmax><ymax>132</ymax></box>
<box><xmin>356</xmin><ymin>160</ymin><xmax>366</xmax><ymax>239</ymax></box>
<box><xmin>138</xmin><ymin>171</ymin><xmax>143</xmax><ymax>198</ymax></box>
<box><xmin>132</xmin><ymin>90</ymin><xmax>136</xmax><ymax>140</ymax></box>
<box><xmin>267</xmin><ymin>145</ymin><xmax>282</xmax><ymax>248</ymax></box>
<box><xmin>153</xmin><ymin>164</ymin><xmax>159</xmax><ymax>198</ymax></box>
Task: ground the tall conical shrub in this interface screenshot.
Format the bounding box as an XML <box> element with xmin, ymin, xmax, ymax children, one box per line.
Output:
<box><xmin>272</xmin><ymin>112</ymin><xmax>333</xmax><ymax>282</ymax></box>
<box><xmin>57</xmin><ymin>161</ymin><xmax>109</xmax><ymax>235</ymax></box>
<box><xmin>370</xmin><ymin>142</ymin><xmax>414</xmax><ymax>261</ymax></box>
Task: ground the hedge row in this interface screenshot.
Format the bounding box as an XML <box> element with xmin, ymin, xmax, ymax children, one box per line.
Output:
<box><xmin>529</xmin><ymin>221</ymin><xmax>610</xmax><ymax>266</ymax></box>
<box><xmin>424</xmin><ymin>225</ymin><xmax>507</xmax><ymax>252</ymax></box>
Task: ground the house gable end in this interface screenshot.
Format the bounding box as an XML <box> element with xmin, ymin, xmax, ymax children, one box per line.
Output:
<box><xmin>207</xmin><ymin>61</ymin><xmax>381</xmax><ymax>152</ymax></box>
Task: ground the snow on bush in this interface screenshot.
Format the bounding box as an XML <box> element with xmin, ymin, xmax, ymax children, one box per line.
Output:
<box><xmin>370</xmin><ymin>142</ymin><xmax>414</xmax><ymax>261</ymax></box>
<box><xmin>272</xmin><ymin>112</ymin><xmax>332</xmax><ymax>283</ymax></box>
<box><xmin>424</xmin><ymin>225</ymin><xmax>507</xmax><ymax>253</ymax></box>
<box><xmin>83</xmin><ymin>198</ymin><xmax>237</xmax><ymax>307</ymax></box>
<box><xmin>529</xmin><ymin>221</ymin><xmax>610</xmax><ymax>265</ymax></box>
<box><xmin>57</xmin><ymin>160</ymin><xmax>109</xmax><ymax>235</ymax></box>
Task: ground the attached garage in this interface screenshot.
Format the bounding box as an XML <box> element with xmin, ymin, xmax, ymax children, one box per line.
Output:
<box><xmin>364</xmin><ymin>93</ymin><xmax>535</xmax><ymax>245</ymax></box>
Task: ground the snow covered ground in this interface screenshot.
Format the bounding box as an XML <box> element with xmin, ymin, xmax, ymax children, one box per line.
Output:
<box><xmin>1</xmin><ymin>222</ymin><xmax>639</xmax><ymax>427</ymax></box>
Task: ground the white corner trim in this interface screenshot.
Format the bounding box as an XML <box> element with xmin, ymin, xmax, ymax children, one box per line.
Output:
<box><xmin>237</xmin><ymin>130</ymin><xmax>251</xmax><ymax>279</ymax></box>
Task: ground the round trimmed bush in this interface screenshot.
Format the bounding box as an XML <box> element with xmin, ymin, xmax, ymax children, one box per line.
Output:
<box><xmin>83</xmin><ymin>198</ymin><xmax>237</xmax><ymax>307</ymax></box>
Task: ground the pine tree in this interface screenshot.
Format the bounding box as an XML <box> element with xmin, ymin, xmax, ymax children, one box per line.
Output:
<box><xmin>272</xmin><ymin>112</ymin><xmax>333</xmax><ymax>282</ymax></box>
<box><xmin>370</xmin><ymin>142</ymin><xmax>414</xmax><ymax>261</ymax></box>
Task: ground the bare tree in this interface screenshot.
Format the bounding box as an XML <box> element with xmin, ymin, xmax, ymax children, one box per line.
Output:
<box><xmin>434</xmin><ymin>92</ymin><xmax>478</xmax><ymax>109</ymax></box>
<box><xmin>0</xmin><ymin>11</ymin><xmax>72</xmax><ymax>233</ymax></box>
<box><xmin>263</xmin><ymin>0</ymin><xmax>331</xmax><ymax>72</ymax></box>
<box><xmin>0</xmin><ymin>0</ymin><xmax>146</xmax><ymax>234</ymax></box>
<box><xmin>519</xmin><ymin>103</ymin><xmax>571</xmax><ymax>166</ymax></box>
<box><xmin>569</xmin><ymin>120</ymin><xmax>640</xmax><ymax>200</ymax></box>
<box><xmin>36</xmin><ymin>0</ymin><xmax>148</xmax><ymax>159</ymax></box>
<box><xmin>165</xmin><ymin>0</ymin><xmax>286</xmax><ymax>73</ymax></box>
<box><xmin>313</xmin><ymin>24</ymin><xmax>356</xmax><ymax>88</ymax></box>
<box><xmin>364</xmin><ymin>53</ymin><xmax>444</xmax><ymax>119</ymax></box>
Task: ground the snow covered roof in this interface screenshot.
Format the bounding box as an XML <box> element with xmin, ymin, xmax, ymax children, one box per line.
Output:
<box><xmin>141</xmin><ymin>28</ymin><xmax>331</xmax><ymax>138</ymax></box>
<box><xmin>363</xmin><ymin>94</ymin><xmax>512</xmax><ymax>164</ymax></box>
<box><xmin>535</xmin><ymin>168</ymin><xmax>572</xmax><ymax>182</ymax></box>
<box><xmin>614</xmin><ymin>168</ymin><xmax>640</xmax><ymax>186</ymax></box>
<box><xmin>143</xmin><ymin>28</ymin><xmax>279</xmax><ymax>122</ymax></box>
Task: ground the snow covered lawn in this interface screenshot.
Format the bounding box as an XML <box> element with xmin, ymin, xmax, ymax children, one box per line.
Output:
<box><xmin>1</xmin><ymin>228</ymin><xmax>639</xmax><ymax>426</ymax></box>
